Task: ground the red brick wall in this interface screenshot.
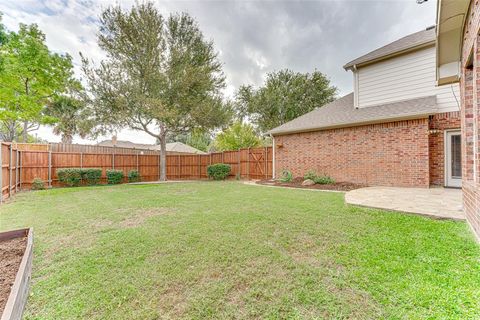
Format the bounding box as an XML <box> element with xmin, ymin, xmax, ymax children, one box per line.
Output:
<box><xmin>428</xmin><ymin>112</ymin><xmax>461</xmax><ymax>186</ymax></box>
<box><xmin>461</xmin><ymin>0</ymin><xmax>480</xmax><ymax>240</ymax></box>
<box><xmin>274</xmin><ymin>119</ymin><xmax>430</xmax><ymax>187</ymax></box>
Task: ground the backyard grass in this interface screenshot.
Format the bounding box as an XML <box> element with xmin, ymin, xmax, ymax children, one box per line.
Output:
<box><xmin>0</xmin><ymin>182</ymin><xmax>479</xmax><ymax>319</ymax></box>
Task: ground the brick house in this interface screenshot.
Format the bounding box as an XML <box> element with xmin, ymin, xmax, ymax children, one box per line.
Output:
<box><xmin>436</xmin><ymin>0</ymin><xmax>480</xmax><ymax>239</ymax></box>
<box><xmin>269</xmin><ymin>27</ymin><xmax>462</xmax><ymax>188</ymax></box>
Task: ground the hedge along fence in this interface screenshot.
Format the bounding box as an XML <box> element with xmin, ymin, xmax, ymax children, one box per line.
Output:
<box><xmin>0</xmin><ymin>143</ymin><xmax>272</xmax><ymax>191</ymax></box>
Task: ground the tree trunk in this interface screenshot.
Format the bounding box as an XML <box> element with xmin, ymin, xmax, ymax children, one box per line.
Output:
<box><xmin>159</xmin><ymin>124</ymin><xmax>167</xmax><ymax>181</ymax></box>
<box><xmin>22</xmin><ymin>121</ymin><xmax>28</xmax><ymax>142</ymax></box>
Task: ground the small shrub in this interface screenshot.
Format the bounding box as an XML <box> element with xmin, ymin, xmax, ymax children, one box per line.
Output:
<box><xmin>31</xmin><ymin>177</ymin><xmax>45</xmax><ymax>190</ymax></box>
<box><xmin>313</xmin><ymin>175</ymin><xmax>335</xmax><ymax>184</ymax></box>
<box><xmin>81</xmin><ymin>168</ymin><xmax>102</xmax><ymax>185</ymax></box>
<box><xmin>106</xmin><ymin>169</ymin><xmax>124</xmax><ymax>184</ymax></box>
<box><xmin>207</xmin><ymin>164</ymin><xmax>231</xmax><ymax>180</ymax></box>
<box><xmin>304</xmin><ymin>169</ymin><xmax>317</xmax><ymax>181</ymax></box>
<box><xmin>279</xmin><ymin>169</ymin><xmax>293</xmax><ymax>183</ymax></box>
<box><xmin>128</xmin><ymin>170</ymin><xmax>141</xmax><ymax>183</ymax></box>
<box><xmin>57</xmin><ymin>168</ymin><xmax>82</xmax><ymax>187</ymax></box>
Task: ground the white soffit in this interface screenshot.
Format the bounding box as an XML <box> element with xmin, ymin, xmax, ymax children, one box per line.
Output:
<box><xmin>436</xmin><ymin>0</ymin><xmax>469</xmax><ymax>85</ymax></box>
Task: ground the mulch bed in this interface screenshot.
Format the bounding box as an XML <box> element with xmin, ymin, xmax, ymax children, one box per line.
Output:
<box><xmin>0</xmin><ymin>236</ymin><xmax>27</xmax><ymax>315</ymax></box>
<box><xmin>256</xmin><ymin>177</ymin><xmax>365</xmax><ymax>191</ymax></box>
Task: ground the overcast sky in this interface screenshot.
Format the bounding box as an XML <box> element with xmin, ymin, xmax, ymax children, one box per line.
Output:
<box><xmin>0</xmin><ymin>0</ymin><xmax>437</xmax><ymax>144</ymax></box>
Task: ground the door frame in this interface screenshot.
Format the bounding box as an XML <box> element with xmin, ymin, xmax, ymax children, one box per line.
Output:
<box><xmin>444</xmin><ymin>129</ymin><xmax>462</xmax><ymax>188</ymax></box>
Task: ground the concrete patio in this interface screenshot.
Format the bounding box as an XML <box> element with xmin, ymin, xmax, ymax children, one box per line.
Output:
<box><xmin>345</xmin><ymin>187</ymin><xmax>464</xmax><ymax>220</ymax></box>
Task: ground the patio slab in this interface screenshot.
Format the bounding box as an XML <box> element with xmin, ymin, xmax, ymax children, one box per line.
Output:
<box><xmin>345</xmin><ymin>187</ymin><xmax>464</xmax><ymax>220</ymax></box>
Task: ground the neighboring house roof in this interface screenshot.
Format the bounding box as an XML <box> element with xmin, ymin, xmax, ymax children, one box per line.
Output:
<box><xmin>165</xmin><ymin>142</ymin><xmax>207</xmax><ymax>154</ymax></box>
<box><xmin>343</xmin><ymin>27</ymin><xmax>436</xmax><ymax>70</ymax></box>
<box><xmin>97</xmin><ymin>140</ymin><xmax>207</xmax><ymax>154</ymax></box>
<box><xmin>268</xmin><ymin>93</ymin><xmax>438</xmax><ymax>136</ymax></box>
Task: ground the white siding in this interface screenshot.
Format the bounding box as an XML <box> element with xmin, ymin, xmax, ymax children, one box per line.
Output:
<box><xmin>356</xmin><ymin>46</ymin><xmax>460</xmax><ymax>113</ymax></box>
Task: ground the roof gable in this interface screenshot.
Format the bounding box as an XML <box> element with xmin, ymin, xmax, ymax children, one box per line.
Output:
<box><xmin>343</xmin><ymin>27</ymin><xmax>436</xmax><ymax>70</ymax></box>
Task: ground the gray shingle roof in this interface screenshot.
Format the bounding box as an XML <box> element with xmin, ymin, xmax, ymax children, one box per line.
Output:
<box><xmin>268</xmin><ymin>93</ymin><xmax>438</xmax><ymax>135</ymax></box>
<box><xmin>343</xmin><ymin>27</ymin><xmax>436</xmax><ymax>70</ymax></box>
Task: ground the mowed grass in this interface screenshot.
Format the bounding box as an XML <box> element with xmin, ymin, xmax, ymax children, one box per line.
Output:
<box><xmin>1</xmin><ymin>182</ymin><xmax>479</xmax><ymax>319</ymax></box>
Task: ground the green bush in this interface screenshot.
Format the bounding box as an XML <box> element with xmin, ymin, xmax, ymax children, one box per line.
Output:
<box><xmin>207</xmin><ymin>163</ymin><xmax>231</xmax><ymax>180</ymax></box>
<box><xmin>304</xmin><ymin>169</ymin><xmax>317</xmax><ymax>181</ymax></box>
<box><xmin>313</xmin><ymin>175</ymin><xmax>335</xmax><ymax>184</ymax></box>
<box><xmin>57</xmin><ymin>168</ymin><xmax>82</xmax><ymax>187</ymax></box>
<box><xmin>106</xmin><ymin>169</ymin><xmax>124</xmax><ymax>184</ymax></box>
<box><xmin>81</xmin><ymin>168</ymin><xmax>102</xmax><ymax>185</ymax></box>
<box><xmin>279</xmin><ymin>169</ymin><xmax>293</xmax><ymax>183</ymax></box>
<box><xmin>128</xmin><ymin>170</ymin><xmax>141</xmax><ymax>183</ymax></box>
<box><xmin>31</xmin><ymin>177</ymin><xmax>45</xmax><ymax>190</ymax></box>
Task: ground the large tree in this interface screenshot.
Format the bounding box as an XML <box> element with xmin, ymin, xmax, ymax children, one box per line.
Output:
<box><xmin>83</xmin><ymin>3</ymin><xmax>230</xmax><ymax>180</ymax></box>
<box><xmin>0</xmin><ymin>22</ymin><xmax>76</xmax><ymax>141</ymax></box>
<box><xmin>213</xmin><ymin>122</ymin><xmax>262</xmax><ymax>151</ymax></box>
<box><xmin>236</xmin><ymin>69</ymin><xmax>337</xmax><ymax>132</ymax></box>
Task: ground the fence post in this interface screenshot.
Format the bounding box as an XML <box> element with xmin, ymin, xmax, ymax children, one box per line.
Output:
<box><xmin>0</xmin><ymin>144</ymin><xmax>3</xmax><ymax>203</ymax></box>
<box><xmin>15</xmin><ymin>149</ymin><xmax>19</xmax><ymax>191</ymax></box>
<box><xmin>264</xmin><ymin>147</ymin><xmax>268</xmax><ymax>180</ymax></box>
<box><xmin>178</xmin><ymin>155</ymin><xmax>180</xmax><ymax>179</ymax></box>
<box><xmin>247</xmin><ymin>148</ymin><xmax>250</xmax><ymax>180</ymax></box>
<box><xmin>198</xmin><ymin>155</ymin><xmax>201</xmax><ymax>178</ymax></box>
<box><xmin>238</xmin><ymin>149</ymin><xmax>241</xmax><ymax>179</ymax></box>
<box><xmin>136</xmin><ymin>152</ymin><xmax>139</xmax><ymax>171</ymax></box>
<box><xmin>48</xmin><ymin>151</ymin><xmax>52</xmax><ymax>188</ymax></box>
<box><xmin>112</xmin><ymin>146</ymin><xmax>115</xmax><ymax>169</ymax></box>
<box><xmin>158</xmin><ymin>151</ymin><xmax>161</xmax><ymax>180</ymax></box>
<box><xmin>80</xmin><ymin>152</ymin><xmax>83</xmax><ymax>168</ymax></box>
<box><xmin>18</xmin><ymin>150</ymin><xmax>21</xmax><ymax>191</ymax></box>
<box><xmin>9</xmin><ymin>144</ymin><xmax>12</xmax><ymax>197</ymax></box>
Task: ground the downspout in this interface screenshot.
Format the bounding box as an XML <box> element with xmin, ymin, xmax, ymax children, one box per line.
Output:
<box><xmin>270</xmin><ymin>134</ymin><xmax>275</xmax><ymax>180</ymax></box>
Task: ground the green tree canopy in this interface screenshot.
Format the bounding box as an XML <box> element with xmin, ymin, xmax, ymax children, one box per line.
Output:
<box><xmin>0</xmin><ymin>22</ymin><xmax>78</xmax><ymax>142</ymax></box>
<box><xmin>167</xmin><ymin>129</ymin><xmax>212</xmax><ymax>152</ymax></box>
<box><xmin>83</xmin><ymin>3</ymin><xmax>231</xmax><ymax>180</ymax></box>
<box><xmin>213</xmin><ymin>122</ymin><xmax>262</xmax><ymax>151</ymax></box>
<box><xmin>45</xmin><ymin>94</ymin><xmax>92</xmax><ymax>144</ymax></box>
<box><xmin>236</xmin><ymin>69</ymin><xmax>337</xmax><ymax>132</ymax></box>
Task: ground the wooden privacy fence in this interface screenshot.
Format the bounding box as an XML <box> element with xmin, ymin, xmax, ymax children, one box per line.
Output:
<box><xmin>0</xmin><ymin>143</ymin><xmax>272</xmax><ymax>199</ymax></box>
<box><xmin>1</xmin><ymin>143</ymin><xmax>21</xmax><ymax>202</ymax></box>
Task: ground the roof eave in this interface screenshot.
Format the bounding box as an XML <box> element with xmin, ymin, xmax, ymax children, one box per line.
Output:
<box><xmin>436</xmin><ymin>0</ymin><xmax>470</xmax><ymax>85</ymax></box>
<box><xmin>343</xmin><ymin>41</ymin><xmax>436</xmax><ymax>71</ymax></box>
<box><xmin>270</xmin><ymin>113</ymin><xmax>434</xmax><ymax>136</ymax></box>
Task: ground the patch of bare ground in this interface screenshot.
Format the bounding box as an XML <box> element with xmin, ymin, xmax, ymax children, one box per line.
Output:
<box><xmin>257</xmin><ymin>177</ymin><xmax>365</xmax><ymax>191</ymax></box>
<box><xmin>119</xmin><ymin>208</ymin><xmax>172</xmax><ymax>228</ymax></box>
<box><xmin>0</xmin><ymin>236</ymin><xmax>27</xmax><ymax>314</ymax></box>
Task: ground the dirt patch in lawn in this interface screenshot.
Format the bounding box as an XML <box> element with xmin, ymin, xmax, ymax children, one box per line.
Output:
<box><xmin>256</xmin><ymin>178</ymin><xmax>365</xmax><ymax>191</ymax></box>
<box><xmin>120</xmin><ymin>208</ymin><xmax>172</xmax><ymax>228</ymax></box>
<box><xmin>0</xmin><ymin>236</ymin><xmax>27</xmax><ymax>314</ymax></box>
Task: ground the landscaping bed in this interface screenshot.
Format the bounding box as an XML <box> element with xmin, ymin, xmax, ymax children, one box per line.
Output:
<box><xmin>0</xmin><ymin>229</ymin><xmax>33</xmax><ymax>320</ymax></box>
<box><xmin>256</xmin><ymin>177</ymin><xmax>365</xmax><ymax>191</ymax></box>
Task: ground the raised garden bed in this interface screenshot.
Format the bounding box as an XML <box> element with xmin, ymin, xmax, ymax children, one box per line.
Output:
<box><xmin>0</xmin><ymin>228</ymin><xmax>33</xmax><ymax>320</ymax></box>
<box><xmin>256</xmin><ymin>177</ymin><xmax>365</xmax><ymax>191</ymax></box>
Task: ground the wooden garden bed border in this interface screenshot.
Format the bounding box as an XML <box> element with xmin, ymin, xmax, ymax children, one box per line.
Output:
<box><xmin>1</xmin><ymin>228</ymin><xmax>33</xmax><ymax>320</ymax></box>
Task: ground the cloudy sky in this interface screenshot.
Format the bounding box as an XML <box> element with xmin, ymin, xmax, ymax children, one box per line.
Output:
<box><xmin>0</xmin><ymin>0</ymin><xmax>437</xmax><ymax>144</ymax></box>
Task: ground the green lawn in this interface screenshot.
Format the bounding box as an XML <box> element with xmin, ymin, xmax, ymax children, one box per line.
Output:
<box><xmin>1</xmin><ymin>182</ymin><xmax>479</xmax><ymax>319</ymax></box>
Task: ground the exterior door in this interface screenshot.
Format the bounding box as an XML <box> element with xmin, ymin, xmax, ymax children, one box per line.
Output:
<box><xmin>446</xmin><ymin>130</ymin><xmax>462</xmax><ymax>188</ymax></box>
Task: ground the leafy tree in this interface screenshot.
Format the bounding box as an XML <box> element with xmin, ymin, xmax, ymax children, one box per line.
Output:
<box><xmin>167</xmin><ymin>129</ymin><xmax>212</xmax><ymax>152</ymax></box>
<box><xmin>0</xmin><ymin>22</ymin><xmax>77</xmax><ymax>142</ymax></box>
<box><xmin>213</xmin><ymin>122</ymin><xmax>262</xmax><ymax>151</ymax></box>
<box><xmin>45</xmin><ymin>95</ymin><xmax>92</xmax><ymax>144</ymax></box>
<box><xmin>82</xmin><ymin>3</ymin><xmax>230</xmax><ymax>180</ymax></box>
<box><xmin>236</xmin><ymin>69</ymin><xmax>337</xmax><ymax>132</ymax></box>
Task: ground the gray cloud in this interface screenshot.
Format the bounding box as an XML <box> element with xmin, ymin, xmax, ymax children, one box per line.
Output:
<box><xmin>0</xmin><ymin>0</ymin><xmax>437</xmax><ymax>143</ymax></box>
